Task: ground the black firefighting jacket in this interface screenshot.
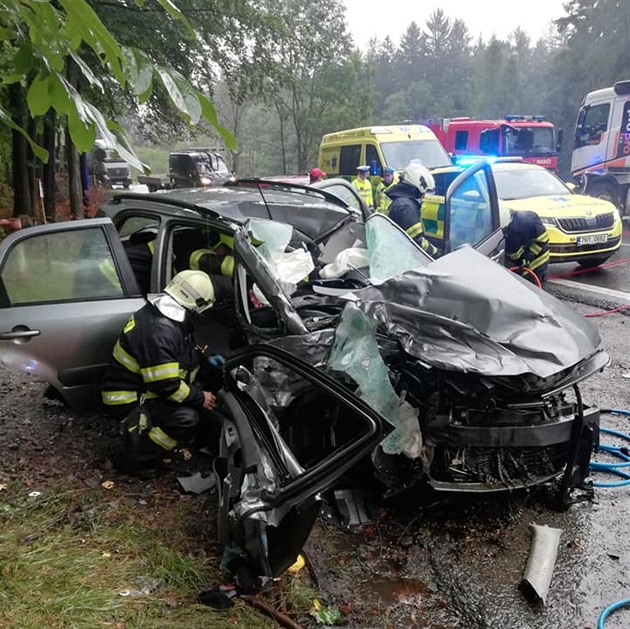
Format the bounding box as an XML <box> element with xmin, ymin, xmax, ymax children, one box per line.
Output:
<box><xmin>101</xmin><ymin>303</ymin><xmax>205</xmax><ymax>409</ymax></box>
<box><xmin>386</xmin><ymin>182</ymin><xmax>439</xmax><ymax>257</ymax></box>
<box><xmin>504</xmin><ymin>210</ymin><xmax>550</xmax><ymax>281</ymax></box>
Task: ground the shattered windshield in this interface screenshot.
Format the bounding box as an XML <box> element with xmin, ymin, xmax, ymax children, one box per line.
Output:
<box><xmin>366</xmin><ymin>214</ymin><xmax>432</xmax><ymax>282</ymax></box>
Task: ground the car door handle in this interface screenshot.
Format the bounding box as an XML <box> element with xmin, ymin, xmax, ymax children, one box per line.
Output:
<box><xmin>491</xmin><ymin>248</ymin><xmax>505</xmax><ymax>263</ymax></box>
<box><xmin>0</xmin><ymin>329</ymin><xmax>41</xmax><ymax>340</ymax></box>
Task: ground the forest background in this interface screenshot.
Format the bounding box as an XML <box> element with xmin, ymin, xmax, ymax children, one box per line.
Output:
<box><xmin>0</xmin><ymin>0</ymin><xmax>628</xmax><ymax>221</ymax></box>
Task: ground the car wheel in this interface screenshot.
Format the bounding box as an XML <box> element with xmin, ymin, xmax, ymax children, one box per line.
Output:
<box><xmin>577</xmin><ymin>255</ymin><xmax>612</xmax><ymax>269</ymax></box>
<box><xmin>587</xmin><ymin>182</ymin><xmax>619</xmax><ymax>207</ymax></box>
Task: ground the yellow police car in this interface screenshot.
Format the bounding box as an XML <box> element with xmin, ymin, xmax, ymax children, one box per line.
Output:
<box><xmin>422</xmin><ymin>161</ymin><xmax>623</xmax><ymax>268</ymax></box>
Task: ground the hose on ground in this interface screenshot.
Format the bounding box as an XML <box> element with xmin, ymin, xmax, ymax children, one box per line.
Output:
<box><xmin>598</xmin><ymin>599</ymin><xmax>630</xmax><ymax>629</ymax></box>
<box><xmin>593</xmin><ymin>410</ymin><xmax>630</xmax><ymax>626</ymax></box>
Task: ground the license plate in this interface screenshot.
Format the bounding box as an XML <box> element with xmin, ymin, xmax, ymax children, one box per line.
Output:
<box><xmin>577</xmin><ymin>234</ymin><xmax>608</xmax><ymax>246</ymax></box>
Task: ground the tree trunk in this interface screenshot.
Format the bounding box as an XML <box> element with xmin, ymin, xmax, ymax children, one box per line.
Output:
<box><xmin>9</xmin><ymin>83</ymin><xmax>33</xmax><ymax>218</ymax></box>
<box><xmin>67</xmin><ymin>137</ymin><xmax>83</xmax><ymax>219</ymax></box>
<box><xmin>42</xmin><ymin>110</ymin><xmax>57</xmax><ymax>221</ymax></box>
<box><xmin>66</xmin><ymin>58</ymin><xmax>83</xmax><ymax>218</ymax></box>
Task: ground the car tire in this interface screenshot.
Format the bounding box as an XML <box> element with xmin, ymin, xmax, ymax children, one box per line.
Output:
<box><xmin>577</xmin><ymin>255</ymin><xmax>612</xmax><ymax>269</ymax></box>
<box><xmin>587</xmin><ymin>182</ymin><xmax>619</xmax><ymax>207</ymax></box>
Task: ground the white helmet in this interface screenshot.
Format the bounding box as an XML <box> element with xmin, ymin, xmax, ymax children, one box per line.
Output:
<box><xmin>402</xmin><ymin>163</ymin><xmax>435</xmax><ymax>195</ymax></box>
<box><xmin>164</xmin><ymin>270</ymin><xmax>215</xmax><ymax>313</ymax></box>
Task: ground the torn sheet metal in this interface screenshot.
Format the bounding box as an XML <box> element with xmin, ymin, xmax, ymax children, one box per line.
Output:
<box><xmin>327</xmin><ymin>302</ymin><xmax>423</xmax><ymax>458</ymax></box>
<box><xmin>351</xmin><ymin>246</ymin><xmax>602</xmax><ymax>379</ymax></box>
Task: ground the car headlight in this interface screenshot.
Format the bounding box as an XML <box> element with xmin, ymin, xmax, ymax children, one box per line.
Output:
<box><xmin>199</xmin><ymin>176</ymin><xmax>212</xmax><ymax>186</ymax></box>
<box><xmin>539</xmin><ymin>216</ymin><xmax>557</xmax><ymax>227</ymax></box>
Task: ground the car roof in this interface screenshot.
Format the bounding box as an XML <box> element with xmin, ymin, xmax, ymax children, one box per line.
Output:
<box><xmin>100</xmin><ymin>180</ymin><xmax>355</xmax><ymax>239</ymax></box>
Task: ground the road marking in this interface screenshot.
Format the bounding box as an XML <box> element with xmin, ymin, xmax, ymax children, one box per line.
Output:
<box><xmin>550</xmin><ymin>278</ymin><xmax>630</xmax><ymax>303</ymax></box>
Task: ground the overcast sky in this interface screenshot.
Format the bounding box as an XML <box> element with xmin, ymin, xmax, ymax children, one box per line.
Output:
<box><xmin>343</xmin><ymin>0</ymin><xmax>568</xmax><ymax>50</ymax></box>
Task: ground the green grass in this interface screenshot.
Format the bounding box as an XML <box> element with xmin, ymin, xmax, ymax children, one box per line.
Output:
<box><xmin>0</xmin><ymin>485</ymin><xmax>276</xmax><ymax>629</ymax></box>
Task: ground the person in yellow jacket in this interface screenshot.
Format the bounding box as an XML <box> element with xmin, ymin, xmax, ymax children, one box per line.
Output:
<box><xmin>351</xmin><ymin>165</ymin><xmax>374</xmax><ymax>210</ymax></box>
<box><xmin>375</xmin><ymin>166</ymin><xmax>397</xmax><ymax>214</ymax></box>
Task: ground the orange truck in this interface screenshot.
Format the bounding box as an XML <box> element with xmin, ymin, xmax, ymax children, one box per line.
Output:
<box><xmin>427</xmin><ymin>116</ymin><xmax>561</xmax><ymax>171</ymax></box>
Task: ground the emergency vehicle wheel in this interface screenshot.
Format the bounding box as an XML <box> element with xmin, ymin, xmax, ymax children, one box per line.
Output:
<box><xmin>588</xmin><ymin>182</ymin><xmax>619</xmax><ymax>208</ymax></box>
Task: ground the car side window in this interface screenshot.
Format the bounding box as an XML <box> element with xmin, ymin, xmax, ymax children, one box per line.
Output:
<box><xmin>448</xmin><ymin>170</ymin><xmax>493</xmax><ymax>250</ymax></box>
<box><xmin>366</xmin><ymin>144</ymin><xmax>382</xmax><ymax>176</ymax></box>
<box><xmin>117</xmin><ymin>215</ymin><xmax>160</xmax><ymax>238</ymax></box>
<box><xmin>575</xmin><ymin>103</ymin><xmax>610</xmax><ymax>148</ymax></box>
<box><xmin>321</xmin><ymin>183</ymin><xmax>361</xmax><ymax>213</ymax></box>
<box><xmin>1</xmin><ymin>227</ymin><xmax>124</xmax><ymax>306</ymax></box>
<box><xmin>339</xmin><ymin>145</ymin><xmax>361</xmax><ymax>176</ymax></box>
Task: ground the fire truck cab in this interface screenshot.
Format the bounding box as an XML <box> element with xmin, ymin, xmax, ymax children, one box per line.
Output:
<box><xmin>430</xmin><ymin>116</ymin><xmax>560</xmax><ymax>171</ymax></box>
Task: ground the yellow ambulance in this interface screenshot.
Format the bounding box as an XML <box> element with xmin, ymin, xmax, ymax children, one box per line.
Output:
<box><xmin>318</xmin><ymin>124</ymin><xmax>452</xmax><ymax>188</ymax></box>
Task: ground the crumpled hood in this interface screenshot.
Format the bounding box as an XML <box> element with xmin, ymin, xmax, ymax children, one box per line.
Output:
<box><xmin>349</xmin><ymin>246</ymin><xmax>602</xmax><ymax>379</ymax></box>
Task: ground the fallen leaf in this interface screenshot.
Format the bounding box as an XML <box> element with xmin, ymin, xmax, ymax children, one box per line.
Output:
<box><xmin>102</xmin><ymin>481</ymin><xmax>115</xmax><ymax>490</ymax></box>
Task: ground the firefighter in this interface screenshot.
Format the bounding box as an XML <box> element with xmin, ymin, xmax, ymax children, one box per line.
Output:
<box><xmin>375</xmin><ymin>166</ymin><xmax>397</xmax><ymax>214</ymax></box>
<box><xmin>101</xmin><ymin>270</ymin><xmax>219</xmax><ymax>478</ymax></box>
<box><xmin>386</xmin><ymin>163</ymin><xmax>439</xmax><ymax>257</ymax></box>
<box><xmin>352</xmin><ymin>165</ymin><xmax>374</xmax><ymax>209</ymax></box>
<box><xmin>504</xmin><ymin>210</ymin><xmax>550</xmax><ymax>285</ymax></box>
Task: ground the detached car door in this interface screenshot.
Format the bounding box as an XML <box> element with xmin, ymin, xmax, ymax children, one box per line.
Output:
<box><xmin>0</xmin><ymin>218</ymin><xmax>145</xmax><ymax>410</ymax></box>
<box><xmin>442</xmin><ymin>160</ymin><xmax>505</xmax><ymax>261</ymax></box>
<box><xmin>215</xmin><ymin>344</ymin><xmax>390</xmax><ymax>580</ymax></box>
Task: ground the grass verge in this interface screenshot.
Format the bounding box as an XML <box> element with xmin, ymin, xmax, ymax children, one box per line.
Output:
<box><xmin>0</xmin><ymin>481</ymin><xmax>276</xmax><ymax>629</ymax></box>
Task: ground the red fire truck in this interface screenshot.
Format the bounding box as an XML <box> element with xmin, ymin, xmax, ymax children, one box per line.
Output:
<box><xmin>427</xmin><ymin>116</ymin><xmax>561</xmax><ymax>171</ymax></box>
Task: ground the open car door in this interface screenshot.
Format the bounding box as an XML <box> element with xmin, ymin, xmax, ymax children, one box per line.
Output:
<box><xmin>214</xmin><ymin>344</ymin><xmax>391</xmax><ymax>580</ymax></box>
<box><xmin>442</xmin><ymin>160</ymin><xmax>505</xmax><ymax>261</ymax></box>
<box><xmin>0</xmin><ymin>218</ymin><xmax>145</xmax><ymax>409</ymax></box>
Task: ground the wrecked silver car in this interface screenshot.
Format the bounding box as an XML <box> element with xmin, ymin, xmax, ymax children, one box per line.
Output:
<box><xmin>0</xmin><ymin>161</ymin><xmax>605</xmax><ymax>582</ymax></box>
<box><xmin>215</xmin><ymin>210</ymin><xmax>604</xmax><ymax>579</ymax></box>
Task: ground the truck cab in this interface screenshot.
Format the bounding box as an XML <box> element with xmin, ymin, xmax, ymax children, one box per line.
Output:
<box><xmin>430</xmin><ymin>116</ymin><xmax>560</xmax><ymax>171</ymax></box>
<box><xmin>572</xmin><ymin>80</ymin><xmax>630</xmax><ymax>213</ymax></box>
<box><xmin>169</xmin><ymin>148</ymin><xmax>233</xmax><ymax>189</ymax></box>
<box><xmin>88</xmin><ymin>141</ymin><xmax>132</xmax><ymax>189</ymax></box>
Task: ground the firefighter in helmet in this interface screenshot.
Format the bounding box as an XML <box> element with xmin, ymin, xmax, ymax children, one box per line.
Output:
<box><xmin>386</xmin><ymin>163</ymin><xmax>439</xmax><ymax>257</ymax></box>
<box><xmin>101</xmin><ymin>270</ymin><xmax>219</xmax><ymax>478</ymax></box>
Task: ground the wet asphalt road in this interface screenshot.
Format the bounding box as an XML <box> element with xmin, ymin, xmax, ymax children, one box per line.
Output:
<box><xmin>548</xmin><ymin>221</ymin><xmax>630</xmax><ymax>298</ymax></box>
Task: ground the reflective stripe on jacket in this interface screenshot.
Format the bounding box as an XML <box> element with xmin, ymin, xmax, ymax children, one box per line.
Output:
<box><xmin>101</xmin><ymin>303</ymin><xmax>204</xmax><ymax>409</ymax></box>
<box><xmin>387</xmin><ymin>193</ymin><xmax>439</xmax><ymax>258</ymax></box>
<box><xmin>504</xmin><ymin>210</ymin><xmax>550</xmax><ymax>280</ymax></box>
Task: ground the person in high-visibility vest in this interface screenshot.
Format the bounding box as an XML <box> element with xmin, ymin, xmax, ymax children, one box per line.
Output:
<box><xmin>351</xmin><ymin>165</ymin><xmax>374</xmax><ymax>210</ymax></box>
<box><xmin>375</xmin><ymin>166</ymin><xmax>397</xmax><ymax>214</ymax></box>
